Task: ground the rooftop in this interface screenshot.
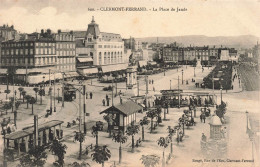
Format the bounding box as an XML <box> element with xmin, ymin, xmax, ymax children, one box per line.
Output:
<box><xmin>100</xmin><ymin>100</ymin><xmax>143</xmax><ymax>116</ymax></box>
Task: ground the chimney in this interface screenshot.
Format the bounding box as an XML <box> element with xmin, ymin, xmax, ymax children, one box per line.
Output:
<box><xmin>25</xmin><ymin>34</ymin><xmax>28</xmax><ymax>40</ymax></box>
<box><xmin>58</xmin><ymin>29</ymin><xmax>61</xmax><ymax>34</ymax></box>
<box><xmin>70</xmin><ymin>30</ymin><xmax>73</xmax><ymax>34</ymax></box>
<box><xmin>41</xmin><ymin>29</ymin><xmax>44</xmax><ymax>34</ymax></box>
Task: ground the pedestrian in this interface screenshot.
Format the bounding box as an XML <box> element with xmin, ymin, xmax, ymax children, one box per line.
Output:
<box><xmin>200</xmin><ymin>114</ymin><xmax>203</xmax><ymax>123</ymax></box>
<box><xmin>152</xmin><ymin>79</ymin><xmax>154</xmax><ymax>84</ymax></box>
<box><xmin>231</xmin><ymin>85</ymin><xmax>233</xmax><ymax>90</ymax></box>
<box><xmin>90</xmin><ymin>92</ymin><xmax>93</xmax><ymax>99</ymax></box>
<box><xmin>107</xmin><ymin>99</ymin><xmax>110</xmax><ymax>106</ymax></box>
<box><xmin>106</xmin><ymin>94</ymin><xmax>108</xmax><ymax>100</ymax></box>
<box><xmin>102</xmin><ymin>99</ymin><xmax>105</xmax><ymax>106</ymax></box>
<box><xmin>201</xmin><ymin>133</ymin><xmax>207</xmax><ymax>142</ymax></box>
<box><xmin>86</xmin><ymin>92</ymin><xmax>88</xmax><ymax>99</ymax></box>
<box><xmin>203</xmin><ymin>114</ymin><xmax>206</xmax><ymax>123</ymax></box>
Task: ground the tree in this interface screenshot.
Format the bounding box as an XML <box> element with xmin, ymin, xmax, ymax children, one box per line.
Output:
<box><xmin>21</xmin><ymin>90</ymin><xmax>27</xmax><ymax>103</ymax></box>
<box><xmin>33</xmin><ymin>87</ymin><xmax>39</xmax><ymax>101</ymax></box>
<box><xmin>49</xmin><ymin>139</ymin><xmax>67</xmax><ymax>167</ymax></box>
<box><xmin>30</xmin><ymin>97</ymin><xmax>37</xmax><ymax>115</ymax></box>
<box><xmin>7</xmin><ymin>66</ymin><xmax>17</xmax><ymax>85</ymax></box>
<box><xmin>4</xmin><ymin>148</ymin><xmax>15</xmax><ymax>162</ymax></box>
<box><xmin>91</xmin><ymin>145</ymin><xmax>111</xmax><ymax>167</ymax></box>
<box><xmin>140</xmin><ymin>155</ymin><xmax>160</xmax><ymax>167</ymax></box>
<box><xmin>68</xmin><ymin>161</ymin><xmax>90</xmax><ymax>167</ymax></box>
<box><xmin>157</xmin><ymin>137</ymin><xmax>170</xmax><ymax>167</ymax></box>
<box><xmin>38</xmin><ymin>89</ymin><xmax>45</xmax><ymax>105</ymax></box>
<box><xmin>112</xmin><ymin>131</ymin><xmax>128</xmax><ymax>164</ymax></box>
<box><xmin>4</xmin><ymin>89</ymin><xmax>11</xmax><ymax>100</ymax></box>
<box><xmin>103</xmin><ymin>114</ymin><xmax>114</xmax><ymax>137</ymax></box>
<box><xmin>216</xmin><ymin>101</ymin><xmax>227</xmax><ymax>119</ymax></box>
<box><xmin>139</xmin><ymin>116</ymin><xmax>150</xmax><ymax>141</ymax></box>
<box><xmin>146</xmin><ymin>109</ymin><xmax>157</xmax><ymax>133</ymax></box>
<box><xmin>92</xmin><ymin>121</ymin><xmax>104</xmax><ymax>146</ymax></box>
<box><xmin>19</xmin><ymin>145</ymin><xmax>47</xmax><ymax>167</ymax></box>
<box><xmin>18</xmin><ymin>87</ymin><xmax>24</xmax><ymax>99</ymax></box>
<box><xmin>25</xmin><ymin>95</ymin><xmax>32</xmax><ymax>109</ymax></box>
<box><xmin>126</xmin><ymin>124</ymin><xmax>140</xmax><ymax>153</ymax></box>
<box><xmin>3</xmin><ymin>102</ymin><xmax>12</xmax><ymax>115</ymax></box>
<box><xmin>74</xmin><ymin>131</ymin><xmax>85</xmax><ymax>160</ymax></box>
<box><xmin>167</xmin><ymin>126</ymin><xmax>176</xmax><ymax>155</ymax></box>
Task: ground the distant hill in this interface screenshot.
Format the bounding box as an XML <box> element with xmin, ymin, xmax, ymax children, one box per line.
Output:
<box><xmin>136</xmin><ymin>35</ymin><xmax>260</xmax><ymax>48</ymax></box>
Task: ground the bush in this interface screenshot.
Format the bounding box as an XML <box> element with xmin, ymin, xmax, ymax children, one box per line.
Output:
<box><xmin>203</xmin><ymin>62</ymin><xmax>232</xmax><ymax>90</ymax></box>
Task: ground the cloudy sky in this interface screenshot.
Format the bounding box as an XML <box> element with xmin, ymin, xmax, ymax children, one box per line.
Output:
<box><xmin>0</xmin><ymin>0</ymin><xmax>259</xmax><ymax>38</ymax></box>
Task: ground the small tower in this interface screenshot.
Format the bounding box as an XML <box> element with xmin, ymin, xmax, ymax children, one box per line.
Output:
<box><xmin>125</xmin><ymin>66</ymin><xmax>138</xmax><ymax>96</ymax></box>
<box><xmin>209</xmin><ymin>115</ymin><xmax>222</xmax><ymax>140</ymax></box>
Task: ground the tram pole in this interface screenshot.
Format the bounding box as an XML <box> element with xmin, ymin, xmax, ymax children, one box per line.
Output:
<box><xmin>83</xmin><ymin>85</ymin><xmax>87</xmax><ymax>134</ymax></box>
<box><xmin>62</xmin><ymin>73</ymin><xmax>64</xmax><ymax>107</ymax></box>
<box><xmin>178</xmin><ymin>76</ymin><xmax>180</xmax><ymax>108</ymax></box>
<box><xmin>78</xmin><ymin>90</ymin><xmax>82</xmax><ymax>160</ymax></box>
<box><xmin>145</xmin><ymin>75</ymin><xmax>148</xmax><ymax>110</ymax></box>
<box><xmin>54</xmin><ymin>73</ymin><xmax>56</xmax><ymax>112</ymax></box>
<box><xmin>49</xmin><ymin>69</ymin><xmax>52</xmax><ymax>113</ymax></box>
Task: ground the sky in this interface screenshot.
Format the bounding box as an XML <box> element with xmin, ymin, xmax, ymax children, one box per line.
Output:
<box><xmin>0</xmin><ymin>0</ymin><xmax>260</xmax><ymax>38</ymax></box>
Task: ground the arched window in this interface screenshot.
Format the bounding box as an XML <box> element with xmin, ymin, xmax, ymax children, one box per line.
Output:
<box><xmin>104</xmin><ymin>52</ymin><xmax>107</xmax><ymax>64</ymax></box>
<box><xmin>108</xmin><ymin>52</ymin><xmax>111</xmax><ymax>64</ymax></box>
<box><xmin>111</xmin><ymin>52</ymin><xmax>114</xmax><ymax>64</ymax></box>
<box><xmin>99</xmin><ymin>52</ymin><xmax>102</xmax><ymax>65</ymax></box>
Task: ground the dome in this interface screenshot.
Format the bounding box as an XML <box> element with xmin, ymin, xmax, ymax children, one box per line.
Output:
<box><xmin>209</xmin><ymin>115</ymin><xmax>222</xmax><ymax>126</ymax></box>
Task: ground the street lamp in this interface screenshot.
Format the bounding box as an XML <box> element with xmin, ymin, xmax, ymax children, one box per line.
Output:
<box><xmin>220</xmin><ymin>85</ymin><xmax>223</xmax><ymax>104</ymax></box>
<box><xmin>42</xmin><ymin>76</ymin><xmax>45</xmax><ymax>93</ymax></box>
<box><xmin>194</xmin><ymin>67</ymin><xmax>196</xmax><ymax>77</ymax></box>
<box><xmin>170</xmin><ymin>80</ymin><xmax>172</xmax><ymax>90</ymax></box>
<box><xmin>182</xmin><ymin>69</ymin><xmax>184</xmax><ymax>85</ymax></box>
<box><xmin>57</xmin><ymin>88</ymin><xmax>60</xmax><ymax>103</ymax></box>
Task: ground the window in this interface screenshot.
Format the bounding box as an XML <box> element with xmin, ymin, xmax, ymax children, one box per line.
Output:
<box><xmin>30</xmin><ymin>49</ymin><xmax>34</xmax><ymax>55</ymax></box>
<box><xmin>99</xmin><ymin>52</ymin><xmax>102</xmax><ymax>65</ymax></box>
<box><xmin>98</xmin><ymin>45</ymin><xmax>102</xmax><ymax>48</ymax></box>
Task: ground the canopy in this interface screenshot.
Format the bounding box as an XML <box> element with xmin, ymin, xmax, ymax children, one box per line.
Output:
<box><xmin>100</xmin><ymin>100</ymin><xmax>143</xmax><ymax>116</ymax></box>
<box><xmin>0</xmin><ymin>69</ymin><xmax>7</xmax><ymax>74</ymax></box>
<box><xmin>138</xmin><ymin>60</ymin><xmax>147</xmax><ymax>67</ymax></box>
<box><xmin>101</xmin><ymin>63</ymin><xmax>128</xmax><ymax>73</ymax></box>
<box><xmin>77</xmin><ymin>57</ymin><xmax>93</xmax><ymax>62</ymax></box>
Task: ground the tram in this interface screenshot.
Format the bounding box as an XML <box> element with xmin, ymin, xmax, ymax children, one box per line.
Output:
<box><xmin>155</xmin><ymin>89</ymin><xmax>216</xmax><ymax>108</ymax></box>
<box><xmin>64</xmin><ymin>84</ymin><xmax>77</xmax><ymax>101</ymax></box>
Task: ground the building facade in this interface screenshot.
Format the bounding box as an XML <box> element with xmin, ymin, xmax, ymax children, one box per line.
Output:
<box><xmin>74</xmin><ymin>17</ymin><xmax>128</xmax><ymax>76</ymax></box>
<box><xmin>0</xmin><ymin>29</ymin><xmax>77</xmax><ymax>84</ymax></box>
<box><xmin>54</xmin><ymin>31</ymin><xmax>76</xmax><ymax>72</ymax></box>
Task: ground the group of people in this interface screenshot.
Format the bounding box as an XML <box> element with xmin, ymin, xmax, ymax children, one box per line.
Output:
<box><xmin>102</xmin><ymin>94</ymin><xmax>110</xmax><ymax>106</ymax></box>
<box><xmin>86</xmin><ymin>92</ymin><xmax>93</xmax><ymax>99</ymax></box>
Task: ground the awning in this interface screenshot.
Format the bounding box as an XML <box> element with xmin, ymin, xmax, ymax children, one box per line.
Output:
<box><xmin>81</xmin><ymin>68</ymin><xmax>98</xmax><ymax>75</ymax></box>
<box><xmin>138</xmin><ymin>60</ymin><xmax>147</xmax><ymax>67</ymax></box>
<box><xmin>66</xmin><ymin>71</ymin><xmax>79</xmax><ymax>77</ymax></box>
<box><xmin>148</xmin><ymin>61</ymin><xmax>158</xmax><ymax>65</ymax></box>
<box><xmin>101</xmin><ymin>63</ymin><xmax>128</xmax><ymax>73</ymax></box>
<box><xmin>27</xmin><ymin>73</ymin><xmax>63</xmax><ymax>84</ymax></box>
<box><xmin>77</xmin><ymin>57</ymin><xmax>93</xmax><ymax>62</ymax></box>
<box><xmin>0</xmin><ymin>69</ymin><xmax>7</xmax><ymax>74</ymax></box>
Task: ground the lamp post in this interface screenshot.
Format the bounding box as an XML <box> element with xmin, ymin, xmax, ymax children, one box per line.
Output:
<box><xmin>57</xmin><ymin>88</ymin><xmax>60</xmax><ymax>103</ymax></box>
<box><xmin>194</xmin><ymin>67</ymin><xmax>196</xmax><ymax>77</ymax></box>
<box><xmin>53</xmin><ymin>73</ymin><xmax>56</xmax><ymax>112</ymax></box>
<box><xmin>43</xmin><ymin>76</ymin><xmax>45</xmax><ymax>93</ymax></box>
<box><xmin>220</xmin><ymin>85</ymin><xmax>223</xmax><ymax>104</ymax></box>
<box><xmin>170</xmin><ymin>80</ymin><xmax>172</xmax><ymax>90</ymax></box>
<box><xmin>178</xmin><ymin>75</ymin><xmax>180</xmax><ymax>108</ymax></box>
<box><xmin>182</xmin><ymin>69</ymin><xmax>184</xmax><ymax>85</ymax></box>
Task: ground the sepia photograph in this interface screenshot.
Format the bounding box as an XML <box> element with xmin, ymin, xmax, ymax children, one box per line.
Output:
<box><xmin>0</xmin><ymin>0</ymin><xmax>259</xmax><ymax>166</ymax></box>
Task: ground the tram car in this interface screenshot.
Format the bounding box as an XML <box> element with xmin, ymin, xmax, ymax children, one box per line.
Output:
<box><xmin>155</xmin><ymin>90</ymin><xmax>216</xmax><ymax>108</ymax></box>
<box><xmin>64</xmin><ymin>84</ymin><xmax>77</xmax><ymax>101</ymax></box>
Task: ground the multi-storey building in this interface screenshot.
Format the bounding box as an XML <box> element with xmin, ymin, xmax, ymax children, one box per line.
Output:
<box><xmin>54</xmin><ymin>30</ymin><xmax>76</xmax><ymax>72</ymax></box>
<box><xmin>0</xmin><ymin>24</ymin><xmax>18</xmax><ymax>41</ymax></box>
<box><xmin>162</xmin><ymin>45</ymin><xmax>239</xmax><ymax>65</ymax></box>
<box><xmin>0</xmin><ymin>29</ymin><xmax>77</xmax><ymax>84</ymax></box>
<box><xmin>74</xmin><ymin>17</ymin><xmax>128</xmax><ymax>75</ymax></box>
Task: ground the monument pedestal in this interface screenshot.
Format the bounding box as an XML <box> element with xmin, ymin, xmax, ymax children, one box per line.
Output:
<box><xmin>196</xmin><ymin>60</ymin><xmax>202</xmax><ymax>68</ymax></box>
